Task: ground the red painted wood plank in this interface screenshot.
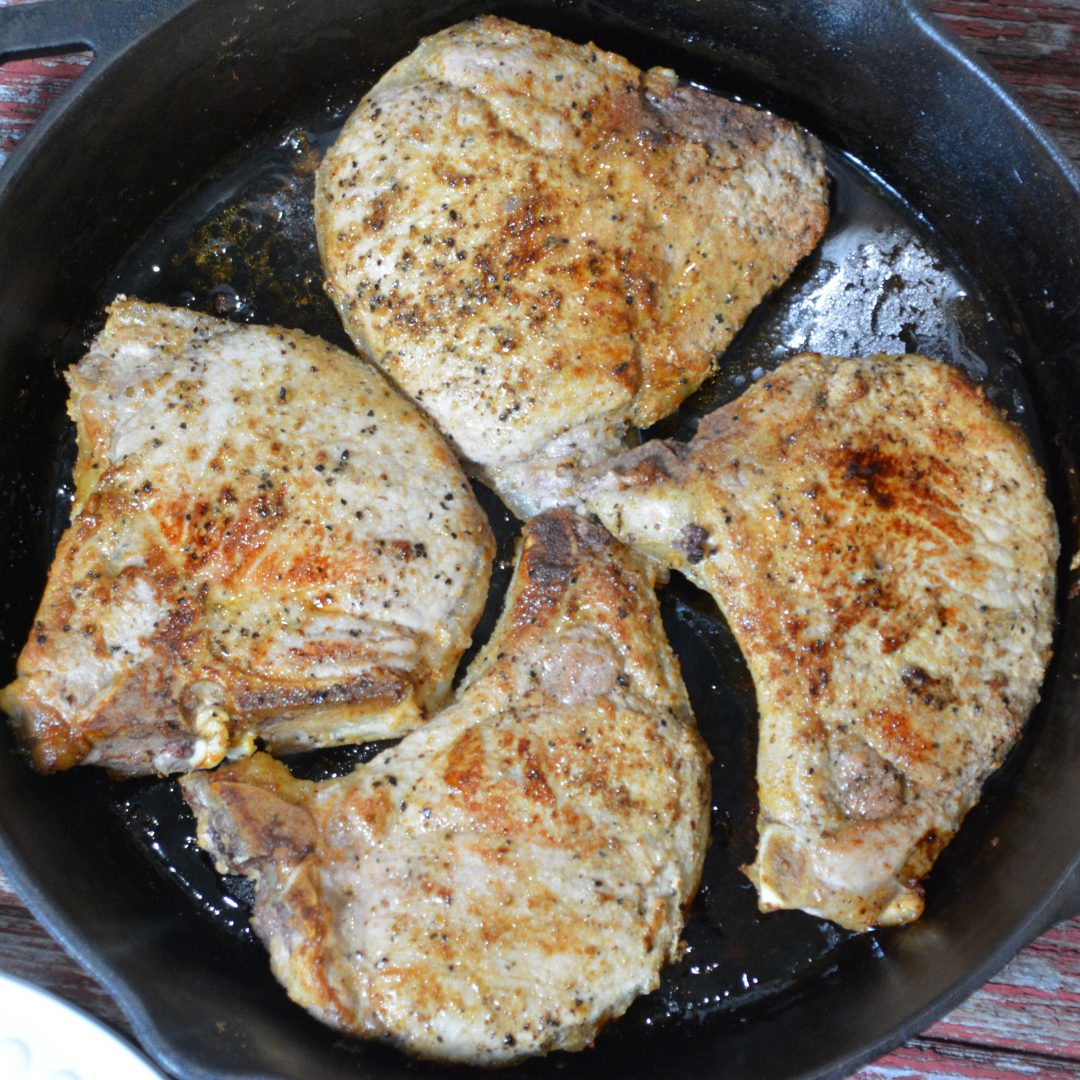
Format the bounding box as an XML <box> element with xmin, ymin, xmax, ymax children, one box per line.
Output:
<box><xmin>856</xmin><ymin>1036</ymin><xmax>1080</xmax><ymax>1079</ymax></box>
<box><xmin>0</xmin><ymin>53</ymin><xmax>90</xmax><ymax>158</ymax></box>
<box><xmin>860</xmin><ymin>919</ymin><xmax>1080</xmax><ymax>1075</ymax></box>
<box><xmin>0</xmin><ymin>0</ymin><xmax>90</xmax><ymax>160</ymax></box>
<box><xmin>924</xmin><ymin>0</ymin><xmax>1080</xmax><ymax>155</ymax></box>
<box><xmin>926</xmin><ymin>0</ymin><xmax>1080</xmax><ymax>29</ymax></box>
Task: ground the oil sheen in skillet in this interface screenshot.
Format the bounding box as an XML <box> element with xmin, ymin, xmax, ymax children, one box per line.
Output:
<box><xmin>85</xmin><ymin>64</ymin><xmax>1038</xmax><ymax>1035</ymax></box>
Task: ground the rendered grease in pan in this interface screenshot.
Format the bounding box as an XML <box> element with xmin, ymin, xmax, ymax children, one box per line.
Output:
<box><xmin>92</xmin><ymin>88</ymin><xmax>1036</xmax><ymax>1036</ymax></box>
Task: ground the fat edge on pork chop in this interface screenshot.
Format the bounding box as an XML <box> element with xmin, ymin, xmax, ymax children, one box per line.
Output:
<box><xmin>1</xmin><ymin>299</ymin><xmax>494</xmax><ymax>777</ymax></box>
<box><xmin>182</xmin><ymin>509</ymin><xmax>711</xmax><ymax>1064</ymax></box>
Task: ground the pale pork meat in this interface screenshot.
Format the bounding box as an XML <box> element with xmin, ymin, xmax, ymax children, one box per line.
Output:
<box><xmin>315</xmin><ymin>16</ymin><xmax>828</xmax><ymax>516</ymax></box>
<box><xmin>0</xmin><ymin>299</ymin><xmax>493</xmax><ymax>776</ymax></box>
<box><xmin>584</xmin><ymin>353</ymin><xmax>1057</xmax><ymax>931</ymax></box>
<box><xmin>181</xmin><ymin>509</ymin><xmax>710</xmax><ymax>1064</ymax></box>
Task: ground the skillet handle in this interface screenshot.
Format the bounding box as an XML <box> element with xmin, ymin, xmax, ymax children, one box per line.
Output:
<box><xmin>0</xmin><ymin>0</ymin><xmax>178</xmax><ymax>63</ymax></box>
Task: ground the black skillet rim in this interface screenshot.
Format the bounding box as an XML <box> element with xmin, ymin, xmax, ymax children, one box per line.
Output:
<box><xmin>0</xmin><ymin>1</ymin><xmax>1078</xmax><ymax>1078</ymax></box>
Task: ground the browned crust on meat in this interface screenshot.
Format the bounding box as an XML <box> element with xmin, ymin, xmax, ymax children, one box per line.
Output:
<box><xmin>181</xmin><ymin>510</ymin><xmax>711</xmax><ymax>1063</ymax></box>
<box><xmin>586</xmin><ymin>353</ymin><xmax>1058</xmax><ymax>930</ymax></box>
<box><xmin>1</xmin><ymin>300</ymin><xmax>494</xmax><ymax>777</ymax></box>
<box><xmin>315</xmin><ymin>16</ymin><xmax>827</xmax><ymax>511</ymax></box>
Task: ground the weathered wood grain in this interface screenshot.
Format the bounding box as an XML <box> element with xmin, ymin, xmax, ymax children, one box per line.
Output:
<box><xmin>0</xmin><ymin>0</ymin><xmax>90</xmax><ymax>161</ymax></box>
<box><xmin>859</xmin><ymin>1039</ymin><xmax>1080</xmax><ymax>1080</ymax></box>
<box><xmin>1</xmin><ymin>2</ymin><xmax>1079</xmax><ymax>1078</ymax></box>
<box><xmin>926</xmin><ymin>0</ymin><xmax>1080</xmax><ymax>161</ymax></box>
<box><xmin>0</xmin><ymin>52</ymin><xmax>91</xmax><ymax>161</ymax></box>
<box><xmin>925</xmin><ymin>921</ymin><xmax>1080</xmax><ymax>1060</ymax></box>
<box><xmin>855</xmin><ymin>919</ymin><xmax>1080</xmax><ymax>1078</ymax></box>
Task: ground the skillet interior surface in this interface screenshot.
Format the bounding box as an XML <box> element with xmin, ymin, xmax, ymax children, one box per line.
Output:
<box><xmin>0</xmin><ymin>2</ymin><xmax>1079</xmax><ymax>1079</ymax></box>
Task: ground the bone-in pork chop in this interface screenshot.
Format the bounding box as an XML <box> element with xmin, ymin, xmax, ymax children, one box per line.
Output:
<box><xmin>0</xmin><ymin>299</ymin><xmax>493</xmax><ymax>777</ymax></box>
<box><xmin>181</xmin><ymin>509</ymin><xmax>710</xmax><ymax>1063</ymax></box>
<box><xmin>584</xmin><ymin>353</ymin><xmax>1057</xmax><ymax>930</ymax></box>
<box><xmin>315</xmin><ymin>16</ymin><xmax>828</xmax><ymax>517</ymax></box>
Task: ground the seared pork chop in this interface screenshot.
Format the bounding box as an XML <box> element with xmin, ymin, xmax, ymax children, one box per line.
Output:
<box><xmin>584</xmin><ymin>353</ymin><xmax>1057</xmax><ymax>930</ymax></box>
<box><xmin>1</xmin><ymin>299</ymin><xmax>493</xmax><ymax>776</ymax></box>
<box><xmin>181</xmin><ymin>509</ymin><xmax>710</xmax><ymax>1064</ymax></box>
<box><xmin>315</xmin><ymin>16</ymin><xmax>828</xmax><ymax>516</ymax></box>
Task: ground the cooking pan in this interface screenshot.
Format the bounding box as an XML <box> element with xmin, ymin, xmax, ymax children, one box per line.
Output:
<box><xmin>1</xmin><ymin>1</ymin><xmax>1079</xmax><ymax>1077</ymax></box>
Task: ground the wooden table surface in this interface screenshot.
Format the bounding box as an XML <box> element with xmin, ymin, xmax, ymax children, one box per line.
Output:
<box><xmin>1</xmin><ymin>1</ymin><xmax>1079</xmax><ymax>1077</ymax></box>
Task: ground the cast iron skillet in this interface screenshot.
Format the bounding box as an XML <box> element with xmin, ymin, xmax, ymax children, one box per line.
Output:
<box><xmin>2</xmin><ymin>1</ymin><xmax>1080</xmax><ymax>1078</ymax></box>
